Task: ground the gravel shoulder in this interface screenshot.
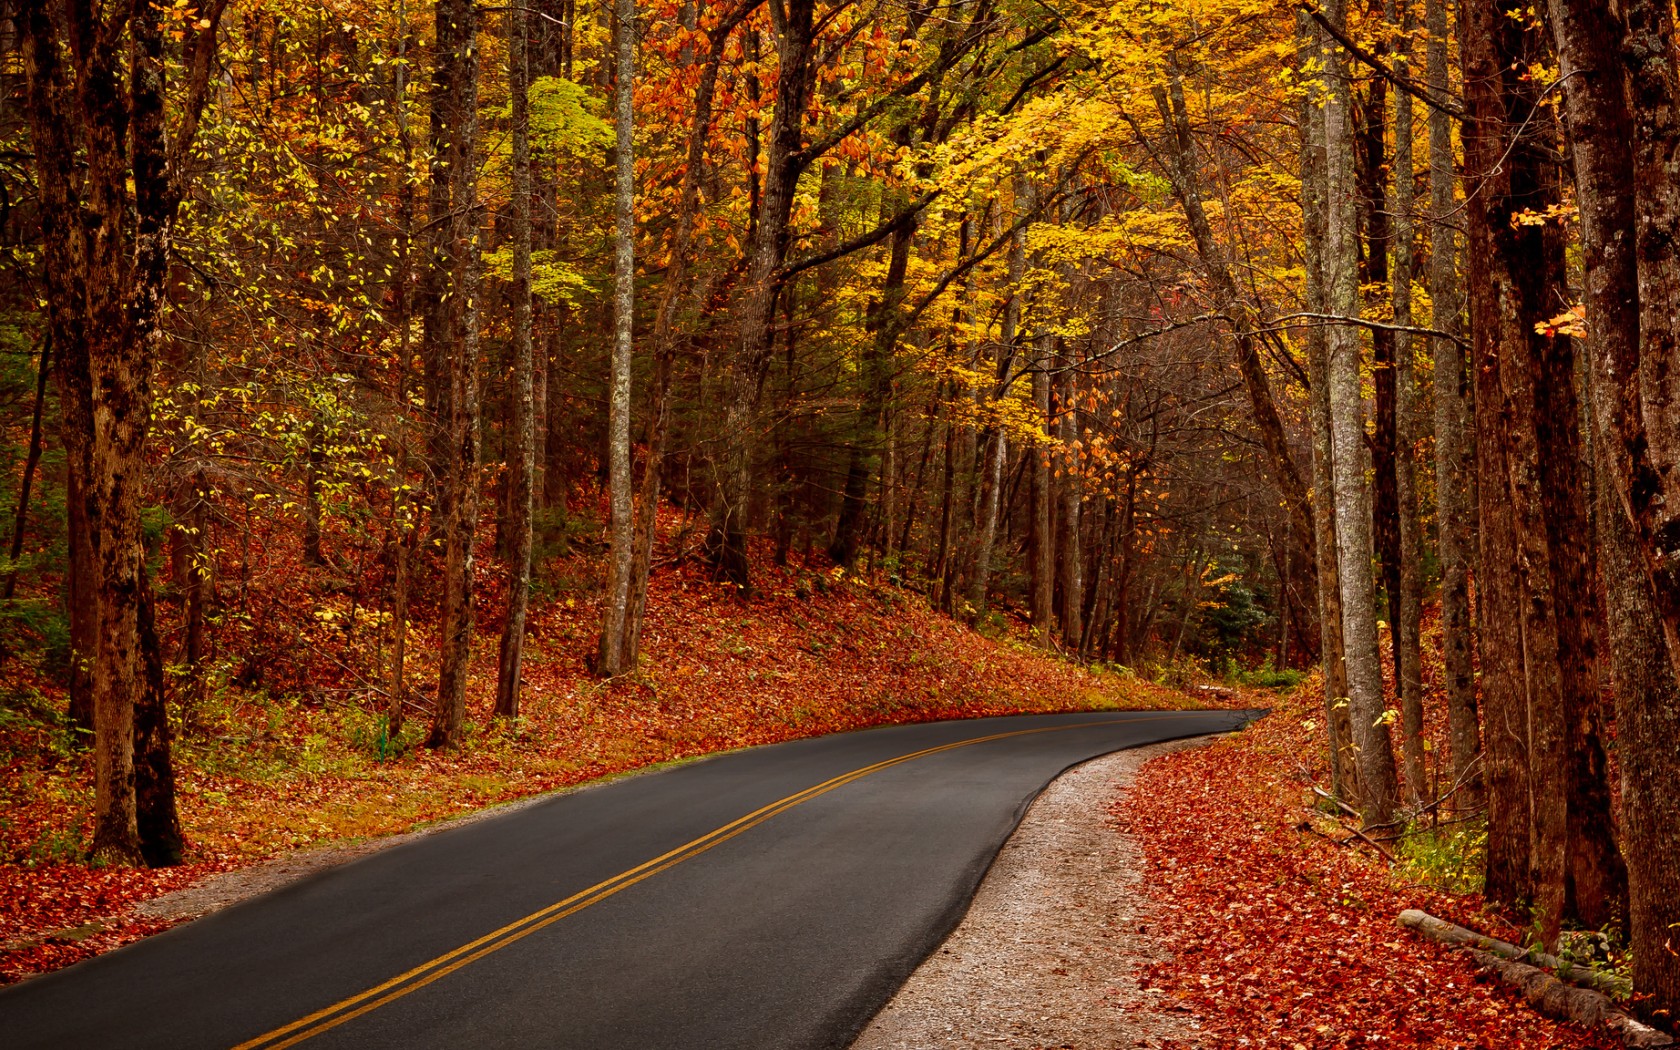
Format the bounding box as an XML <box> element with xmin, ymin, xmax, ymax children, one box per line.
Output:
<box><xmin>851</xmin><ymin>735</ymin><xmax>1222</xmax><ymax>1050</ymax></box>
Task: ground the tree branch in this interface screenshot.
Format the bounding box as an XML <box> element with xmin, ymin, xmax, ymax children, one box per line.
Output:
<box><xmin>1301</xmin><ymin>4</ymin><xmax>1464</xmax><ymax>118</ymax></box>
<box><xmin>775</xmin><ymin>189</ymin><xmax>942</xmax><ymax>285</ymax></box>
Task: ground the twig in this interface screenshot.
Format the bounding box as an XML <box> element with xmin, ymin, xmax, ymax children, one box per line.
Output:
<box><xmin>1300</xmin><ymin>807</ymin><xmax>1398</xmax><ymax>864</ymax></box>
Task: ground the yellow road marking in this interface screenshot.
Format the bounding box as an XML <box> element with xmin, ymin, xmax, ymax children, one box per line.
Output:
<box><xmin>233</xmin><ymin>713</ymin><xmax>1194</xmax><ymax>1049</ymax></box>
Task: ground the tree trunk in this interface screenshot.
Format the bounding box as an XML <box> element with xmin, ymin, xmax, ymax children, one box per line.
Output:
<box><xmin>1427</xmin><ymin>0</ymin><xmax>1478</xmax><ymax>812</ymax></box>
<box><xmin>1598</xmin><ymin>444</ymin><xmax>1680</xmax><ymax>1027</ymax></box>
<box><xmin>1057</xmin><ymin>366</ymin><xmax>1083</xmax><ymax>648</ymax></box>
<box><xmin>1547</xmin><ymin>0</ymin><xmax>1677</xmax><ymax>1015</ymax></box>
<box><xmin>1620</xmin><ymin>0</ymin><xmax>1680</xmax><ymax>682</ymax></box>
<box><xmin>1357</xmin><ymin>59</ymin><xmax>1403</xmax><ymax>725</ymax></box>
<box><xmin>621</xmin><ymin>6</ymin><xmax>751</xmax><ymax>665</ymax></box>
<box><xmin>2</xmin><ymin>334</ymin><xmax>50</xmax><ymax>601</ymax></box>
<box><xmin>1032</xmin><ymin>362</ymin><xmax>1054</xmax><ymax>646</ymax></box>
<box><xmin>498</xmin><ymin>0</ymin><xmax>537</xmax><ymax>709</ymax></box>
<box><xmin>595</xmin><ymin>0</ymin><xmax>635</xmax><ymax>676</ymax></box>
<box><xmin>1324</xmin><ymin>0</ymin><xmax>1398</xmax><ymax>826</ymax></box>
<box><xmin>1461</xmin><ymin>0</ymin><xmax>1536</xmax><ymax>912</ymax></box>
<box><xmin>965</xmin><ymin>200</ymin><xmax>1025</xmax><ymax>619</ymax></box>
<box><xmin>134</xmin><ymin>568</ymin><xmax>183</xmax><ymax>867</ymax></box>
<box><xmin>1387</xmin><ymin>0</ymin><xmax>1425</xmax><ymax>807</ymax></box>
<box><xmin>21</xmin><ymin>0</ymin><xmax>226</xmax><ymax>866</ymax></box>
<box><xmin>712</xmin><ymin>0</ymin><xmax>818</xmax><ymax>590</ymax></box>
<box><xmin>1298</xmin><ymin>10</ymin><xmax>1356</xmax><ymax>800</ymax></box>
<box><xmin>427</xmin><ymin>0</ymin><xmax>485</xmax><ymax>749</ymax></box>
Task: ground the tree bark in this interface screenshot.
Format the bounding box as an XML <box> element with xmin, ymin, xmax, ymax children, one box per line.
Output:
<box><xmin>1387</xmin><ymin>0</ymin><xmax>1425</xmax><ymax>808</ymax></box>
<box><xmin>1620</xmin><ymin>0</ymin><xmax>1680</xmax><ymax>681</ymax></box>
<box><xmin>1298</xmin><ymin>10</ymin><xmax>1356</xmax><ymax>800</ymax></box>
<box><xmin>21</xmin><ymin>0</ymin><xmax>226</xmax><ymax>866</ymax></box>
<box><xmin>595</xmin><ymin>0</ymin><xmax>636</xmax><ymax>676</ymax></box>
<box><xmin>497</xmin><ymin>0</ymin><xmax>537</xmax><ymax>709</ymax></box>
<box><xmin>1426</xmin><ymin>0</ymin><xmax>1479</xmax><ymax>813</ymax></box>
<box><xmin>1324</xmin><ymin>0</ymin><xmax>1399</xmax><ymax>826</ymax></box>
<box><xmin>1461</xmin><ymin>0</ymin><xmax>1539</xmax><ymax>914</ymax></box>
<box><xmin>427</xmin><ymin>0</ymin><xmax>485</xmax><ymax>749</ymax></box>
<box><xmin>1547</xmin><ymin>0</ymin><xmax>1679</xmax><ymax>1016</ymax></box>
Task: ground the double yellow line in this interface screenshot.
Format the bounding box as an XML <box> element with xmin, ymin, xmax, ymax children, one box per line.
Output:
<box><xmin>233</xmin><ymin>713</ymin><xmax>1184</xmax><ymax>1049</ymax></box>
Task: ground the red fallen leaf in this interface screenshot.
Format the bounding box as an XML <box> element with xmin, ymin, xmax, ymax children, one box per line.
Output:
<box><xmin>1111</xmin><ymin>664</ymin><xmax>1621</xmax><ymax>1050</ymax></box>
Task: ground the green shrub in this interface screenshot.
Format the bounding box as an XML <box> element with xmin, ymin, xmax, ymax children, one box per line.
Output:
<box><xmin>1222</xmin><ymin>656</ymin><xmax>1305</xmax><ymax>690</ymax></box>
<box><xmin>1395</xmin><ymin>819</ymin><xmax>1487</xmax><ymax>896</ymax></box>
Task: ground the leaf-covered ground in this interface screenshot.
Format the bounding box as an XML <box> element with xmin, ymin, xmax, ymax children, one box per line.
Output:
<box><xmin>0</xmin><ymin>524</ymin><xmax>1204</xmax><ymax>984</ymax></box>
<box><xmin>1115</xmin><ymin>678</ymin><xmax>1619</xmax><ymax>1049</ymax></box>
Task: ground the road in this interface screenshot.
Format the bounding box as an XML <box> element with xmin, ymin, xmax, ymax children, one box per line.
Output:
<box><xmin>0</xmin><ymin>708</ymin><xmax>1260</xmax><ymax>1050</ymax></box>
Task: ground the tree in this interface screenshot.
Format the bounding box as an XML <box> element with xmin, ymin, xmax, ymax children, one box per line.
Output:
<box><xmin>1296</xmin><ymin>10</ymin><xmax>1357</xmax><ymax>799</ymax></box>
<box><xmin>1425</xmin><ymin>0</ymin><xmax>1478</xmax><ymax>812</ymax></box>
<box><xmin>1322</xmin><ymin>0</ymin><xmax>1399</xmax><ymax>826</ymax></box>
<box><xmin>596</xmin><ymin>0</ymin><xmax>638</xmax><ymax>676</ymax></box>
<box><xmin>1386</xmin><ymin>0</ymin><xmax>1425</xmax><ymax>808</ymax></box>
<box><xmin>427</xmin><ymin>0</ymin><xmax>486</xmax><ymax>749</ymax></box>
<box><xmin>1546</xmin><ymin>0</ymin><xmax>1680</xmax><ymax>1015</ymax></box>
<box><xmin>1463</xmin><ymin>0</ymin><xmax>1621</xmax><ymax>938</ymax></box>
<box><xmin>20</xmin><ymin>0</ymin><xmax>228</xmax><ymax>865</ymax></box>
<box><xmin>497</xmin><ymin>0</ymin><xmax>538</xmax><ymax>713</ymax></box>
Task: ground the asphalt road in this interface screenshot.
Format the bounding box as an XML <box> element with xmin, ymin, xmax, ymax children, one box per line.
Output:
<box><xmin>0</xmin><ymin>708</ymin><xmax>1260</xmax><ymax>1050</ymax></box>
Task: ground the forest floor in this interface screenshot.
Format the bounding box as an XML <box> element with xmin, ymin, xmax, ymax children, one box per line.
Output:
<box><xmin>1113</xmin><ymin>674</ymin><xmax>1624</xmax><ymax>1049</ymax></box>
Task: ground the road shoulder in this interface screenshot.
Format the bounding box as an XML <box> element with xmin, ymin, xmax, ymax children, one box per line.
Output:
<box><xmin>852</xmin><ymin>735</ymin><xmax>1222</xmax><ymax>1050</ymax></box>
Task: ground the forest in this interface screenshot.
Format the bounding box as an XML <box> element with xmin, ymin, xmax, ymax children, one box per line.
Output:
<box><xmin>3</xmin><ymin>0</ymin><xmax>1680</xmax><ymax>1034</ymax></box>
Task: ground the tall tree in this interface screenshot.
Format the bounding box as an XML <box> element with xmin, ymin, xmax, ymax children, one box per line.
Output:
<box><xmin>1297</xmin><ymin>11</ymin><xmax>1356</xmax><ymax>799</ymax></box>
<box><xmin>20</xmin><ymin>0</ymin><xmax>228</xmax><ymax>864</ymax></box>
<box><xmin>1056</xmin><ymin>367</ymin><xmax>1084</xmax><ymax>647</ymax></box>
<box><xmin>427</xmin><ymin>0</ymin><xmax>486</xmax><ymax>748</ymax></box>
<box><xmin>1323</xmin><ymin>0</ymin><xmax>1399</xmax><ymax>826</ymax></box>
<box><xmin>497</xmin><ymin>0</ymin><xmax>537</xmax><ymax>713</ymax></box>
<box><xmin>712</xmin><ymin>0</ymin><xmax>819</xmax><ymax>588</ymax></box>
<box><xmin>597</xmin><ymin>0</ymin><xmax>638</xmax><ymax>675</ymax></box>
<box><xmin>1031</xmin><ymin>351</ymin><xmax>1055</xmax><ymax>646</ymax></box>
<box><xmin>1547</xmin><ymin>0</ymin><xmax>1680</xmax><ymax>1015</ymax></box>
<box><xmin>1387</xmin><ymin>0</ymin><xmax>1425</xmax><ymax>807</ymax></box>
<box><xmin>1462</xmin><ymin>0</ymin><xmax>1622</xmax><ymax>936</ymax></box>
<box><xmin>1425</xmin><ymin>0</ymin><xmax>1478</xmax><ymax>812</ymax></box>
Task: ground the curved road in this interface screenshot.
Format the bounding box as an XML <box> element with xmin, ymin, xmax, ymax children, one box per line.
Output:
<box><xmin>0</xmin><ymin>708</ymin><xmax>1259</xmax><ymax>1050</ymax></box>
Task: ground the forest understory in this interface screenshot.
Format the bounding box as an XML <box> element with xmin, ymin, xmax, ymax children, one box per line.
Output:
<box><xmin>1119</xmin><ymin>677</ymin><xmax>1628</xmax><ymax>1050</ymax></box>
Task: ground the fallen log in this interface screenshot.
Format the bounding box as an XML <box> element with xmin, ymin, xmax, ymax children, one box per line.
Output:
<box><xmin>1460</xmin><ymin>949</ymin><xmax>1671</xmax><ymax>1048</ymax></box>
<box><xmin>1397</xmin><ymin>909</ymin><xmax>1628</xmax><ymax>997</ymax></box>
<box><xmin>1397</xmin><ymin>910</ymin><xmax>1669</xmax><ymax>1048</ymax></box>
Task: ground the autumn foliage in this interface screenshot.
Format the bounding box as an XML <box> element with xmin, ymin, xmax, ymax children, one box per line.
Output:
<box><xmin>1116</xmin><ymin>682</ymin><xmax>1618</xmax><ymax>1050</ymax></box>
